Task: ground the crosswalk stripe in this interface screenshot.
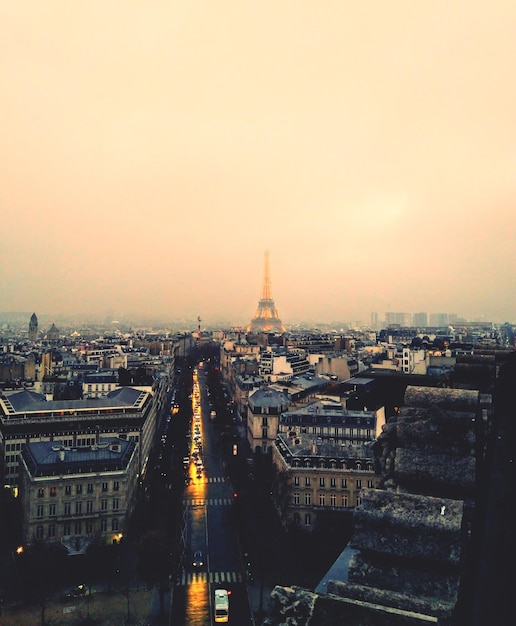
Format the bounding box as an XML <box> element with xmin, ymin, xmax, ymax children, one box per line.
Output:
<box><xmin>183</xmin><ymin>498</ymin><xmax>233</xmax><ymax>507</ymax></box>
<box><xmin>175</xmin><ymin>571</ymin><xmax>241</xmax><ymax>587</ymax></box>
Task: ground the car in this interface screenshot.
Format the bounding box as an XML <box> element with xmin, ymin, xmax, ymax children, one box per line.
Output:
<box><xmin>193</xmin><ymin>550</ymin><xmax>204</xmax><ymax>567</ymax></box>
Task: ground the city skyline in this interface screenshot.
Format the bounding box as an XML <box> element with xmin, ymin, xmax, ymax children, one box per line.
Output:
<box><xmin>1</xmin><ymin>2</ymin><xmax>515</xmax><ymax>325</ymax></box>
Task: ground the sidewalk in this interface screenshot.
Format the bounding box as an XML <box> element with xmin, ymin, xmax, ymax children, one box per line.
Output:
<box><xmin>246</xmin><ymin>572</ymin><xmax>274</xmax><ymax>625</ymax></box>
<box><xmin>148</xmin><ymin>585</ymin><xmax>171</xmax><ymax>625</ymax></box>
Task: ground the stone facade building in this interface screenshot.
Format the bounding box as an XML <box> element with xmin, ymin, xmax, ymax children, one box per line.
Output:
<box><xmin>0</xmin><ymin>386</ymin><xmax>160</xmax><ymax>492</ymax></box>
<box><xmin>246</xmin><ymin>387</ymin><xmax>290</xmax><ymax>454</ymax></box>
<box><xmin>18</xmin><ymin>437</ymin><xmax>138</xmax><ymax>553</ymax></box>
<box><xmin>271</xmin><ymin>433</ymin><xmax>381</xmax><ymax>531</ymax></box>
<box><xmin>28</xmin><ymin>313</ymin><xmax>38</xmax><ymax>342</ymax></box>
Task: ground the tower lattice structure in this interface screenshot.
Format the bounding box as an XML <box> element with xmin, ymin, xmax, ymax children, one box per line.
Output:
<box><xmin>247</xmin><ymin>251</ymin><xmax>285</xmax><ymax>333</ymax></box>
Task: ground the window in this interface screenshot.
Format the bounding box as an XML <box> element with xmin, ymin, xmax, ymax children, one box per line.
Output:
<box><xmin>113</xmin><ymin>481</ymin><xmax>119</xmax><ymax>492</ymax></box>
<box><xmin>64</xmin><ymin>502</ymin><xmax>71</xmax><ymax>517</ymax></box>
<box><xmin>262</xmin><ymin>428</ymin><xmax>268</xmax><ymax>439</ymax></box>
<box><xmin>87</xmin><ymin>483</ymin><xmax>94</xmax><ymax>494</ymax></box>
<box><xmin>49</xmin><ymin>486</ymin><xmax>57</xmax><ymax>497</ymax></box>
<box><xmin>36</xmin><ymin>504</ymin><xmax>44</xmax><ymax>518</ymax></box>
<box><xmin>304</xmin><ymin>477</ymin><xmax>311</xmax><ymax>487</ymax></box>
<box><xmin>112</xmin><ymin>518</ymin><xmax>119</xmax><ymax>531</ymax></box>
<box><xmin>37</xmin><ymin>488</ymin><xmax>45</xmax><ymax>498</ymax></box>
<box><xmin>330</xmin><ymin>477</ymin><xmax>336</xmax><ymax>488</ymax></box>
<box><xmin>293</xmin><ymin>493</ymin><xmax>300</xmax><ymax>505</ymax></box>
<box><xmin>304</xmin><ymin>513</ymin><xmax>311</xmax><ymax>526</ymax></box>
<box><xmin>319</xmin><ymin>477</ymin><xmax>325</xmax><ymax>487</ymax></box>
<box><xmin>86</xmin><ymin>501</ymin><xmax>94</xmax><ymax>514</ymax></box>
<box><xmin>49</xmin><ymin>503</ymin><xmax>56</xmax><ymax>517</ymax></box>
<box><xmin>65</xmin><ymin>485</ymin><xmax>72</xmax><ymax>496</ymax></box>
<box><xmin>101</xmin><ymin>519</ymin><xmax>107</xmax><ymax>532</ymax></box>
<box><xmin>319</xmin><ymin>493</ymin><xmax>325</xmax><ymax>506</ymax></box>
<box><xmin>101</xmin><ymin>499</ymin><xmax>108</xmax><ymax>511</ymax></box>
<box><xmin>113</xmin><ymin>498</ymin><xmax>119</xmax><ymax>511</ymax></box>
<box><xmin>63</xmin><ymin>522</ymin><xmax>71</xmax><ymax>536</ymax></box>
<box><xmin>293</xmin><ymin>476</ymin><xmax>300</xmax><ymax>486</ymax></box>
<box><xmin>304</xmin><ymin>493</ymin><xmax>311</xmax><ymax>505</ymax></box>
<box><xmin>341</xmin><ymin>494</ymin><xmax>348</xmax><ymax>507</ymax></box>
<box><xmin>75</xmin><ymin>522</ymin><xmax>82</xmax><ymax>535</ymax></box>
<box><xmin>102</xmin><ymin>482</ymin><xmax>108</xmax><ymax>492</ymax></box>
<box><xmin>75</xmin><ymin>502</ymin><xmax>82</xmax><ymax>515</ymax></box>
<box><xmin>262</xmin><ymin>417</ymin><xmax>268</xmax><ymax>426</ymax></box>
<box><xmin>356</xmin><ymin>479</ymin><xmax>362</xmax><ymax>489</ymax></box>
<box><xmin>76</xmin><ymin>484</ymin><xmax>83</xmax><ymax>495</ymax></box>
<box><xmin>367</xmin><ymin>480</ymin><xmax>375</xmax><ymax>488</ymax></box>
<box><xmin>330</xmin><ymin>494</ymin><xmax>336</xmax><ymax>507</ymax></box>
<box><xmin>48</xmin><ymin>524</ymin><xmax>56</xmax><ymax>538</ymax></box>
<box><xmin>341</xmin><ymin>478</ymin><xmax>347</xmax><ymax>489</ymax></box>
<box><xmin>36</xmin><ymin>525</ymin><xmax>44</xmax><ymax>540</ymax></box>
<box><xmin>356</xmin><ymin>496</ymin><xmax>362</xmax><ymax>506</ymax></box>
<box><xmin>86</xmin><ymin>521</ymin><xmax>94</xmax><ymax>534</ymax></box>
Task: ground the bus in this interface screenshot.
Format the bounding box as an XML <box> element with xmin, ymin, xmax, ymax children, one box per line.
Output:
<box><xmin>214</xmin><ymin>588</ymin><xmax>229</xmax><ymax>623</ymax></box>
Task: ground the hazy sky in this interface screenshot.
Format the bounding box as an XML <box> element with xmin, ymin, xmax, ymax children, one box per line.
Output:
<box><xmin>1</xmin><ymin>1</ymin><xmax>515</xmax><ymax>327</ymax></box>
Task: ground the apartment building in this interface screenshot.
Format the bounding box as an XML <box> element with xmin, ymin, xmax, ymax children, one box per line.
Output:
<box><xmin>246</xmin><ymin>387</ymin><xmax>290</xmax><ymax>454</ymax></box>
<box><xmin>259</xmin><ymin>348</ymin><xmax>311</xmax><ymax>382</ymax></box>
<box><xmin>0</xmin><ymin>386</ymin><xmax>158</xmax><ymax>492</ymax></box>
<box><xmin>18</xmin><ymin>437</ymin><xmax>138</xmax><ymax>552</ymax></box>
<box><xmin>271</xmin><ymin>433</ymin><xmax>381</xmax><ymax>532</ymax></box>
<box><xmin>278</xmin><ymin>398</ymin><xmax>385</xmax><ymax>443</ymax></box>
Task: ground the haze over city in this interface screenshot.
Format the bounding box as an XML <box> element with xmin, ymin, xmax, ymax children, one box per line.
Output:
<box><xmin>1</xmin><ymin>1</ymin><xmax>515</xmax><ymax>327</ymax></box>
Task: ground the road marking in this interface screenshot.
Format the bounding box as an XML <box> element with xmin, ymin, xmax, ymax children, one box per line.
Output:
<box><xmin>177</xmin><ymin>571</ymin><xmax>242</xmax><ymax>586</ymax></box>
<box><xmin>183</xmin><ymin>498</ymin><xmax>233</xmax><ymax>507</ymax></box>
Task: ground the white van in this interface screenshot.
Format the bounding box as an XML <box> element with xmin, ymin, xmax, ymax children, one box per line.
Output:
<box><xmin>214</xmin><ymin>588</ymin><xmax>229</xmax><ymax>623</ymax></box>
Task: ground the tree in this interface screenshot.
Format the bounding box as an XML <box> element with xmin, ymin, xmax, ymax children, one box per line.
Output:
<box><xmin>270</xmin><ymin>467</ymin><xmax>292</xmax><ymax>524</ymax></box>
<box><xmin>18</xmin><ymin>541</ymin><xmax>68</xmax><ymax>625</ymax></box>
<box><xmin>137</xmin><ymin>530</ymin><xmax>172</xmax><ymax>620</ymax></box>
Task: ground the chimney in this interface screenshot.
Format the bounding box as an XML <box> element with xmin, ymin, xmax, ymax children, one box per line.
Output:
<box><xmin>59</xmin><ymin>447</ymin><xmax>65</xmax><ymax>461</ymax></box>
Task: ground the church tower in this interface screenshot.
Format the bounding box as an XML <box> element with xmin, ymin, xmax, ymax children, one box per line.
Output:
<box><xmin>28</xmin><ymin>312</ymin><xmax>38</xmax><ymax>342</ymax></box>
<box><xmin>247</xmin><ymin>251</ymin><xmax>285</xmax><ymax>333</ymax></box>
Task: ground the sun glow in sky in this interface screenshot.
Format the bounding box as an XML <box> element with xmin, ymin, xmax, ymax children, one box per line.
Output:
<box><xmin>1</xmin><ymin>1</ymin><xmax>515</xmax><ymax>326</ymax></box>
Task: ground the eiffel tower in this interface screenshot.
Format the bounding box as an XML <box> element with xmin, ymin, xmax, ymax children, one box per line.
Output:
<box><xmin>247</xmin><ymin>251</ymin><xmax>285</xmax><ymax>333</ymax></box>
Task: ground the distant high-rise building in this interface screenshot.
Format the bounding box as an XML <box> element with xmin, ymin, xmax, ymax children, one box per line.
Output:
<box><xmin>429</xmin><ymin>313</ymin><xmax>448</xmax><ymax>327</ymax></box>
<box><xmin>371</xmin><ymin>312</ymin><xmax>379</xmax><ymax>329</ymax></box>
<box><xmin>28</xmin><ymin>312</ymin><xmax>38</xmax><ymax>341</ymax></box>
<box><xmin>247</xmin><ymin>251</ymin><xmax>285</xmax><ymax>333</ymax></box>
<box><xmin>413</xmin><ymin>312</ymin><xmax>428</xmax><ymax>328</ymax></box>
<box><xmin>385</xmin><ymin>312</ymin><xmax>411</xmax><ymax>327</ymax></box>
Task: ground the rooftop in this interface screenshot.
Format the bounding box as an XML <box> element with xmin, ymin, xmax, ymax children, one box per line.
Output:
<box><xmin>21</xmin><ymin>437</ymin><xmax>136</xmax><ymax>477</ymax></box>
<box><xmin>0</xmin><ymin>386</ymin><xmax>150</xmax><ymax>418</ymax></box>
